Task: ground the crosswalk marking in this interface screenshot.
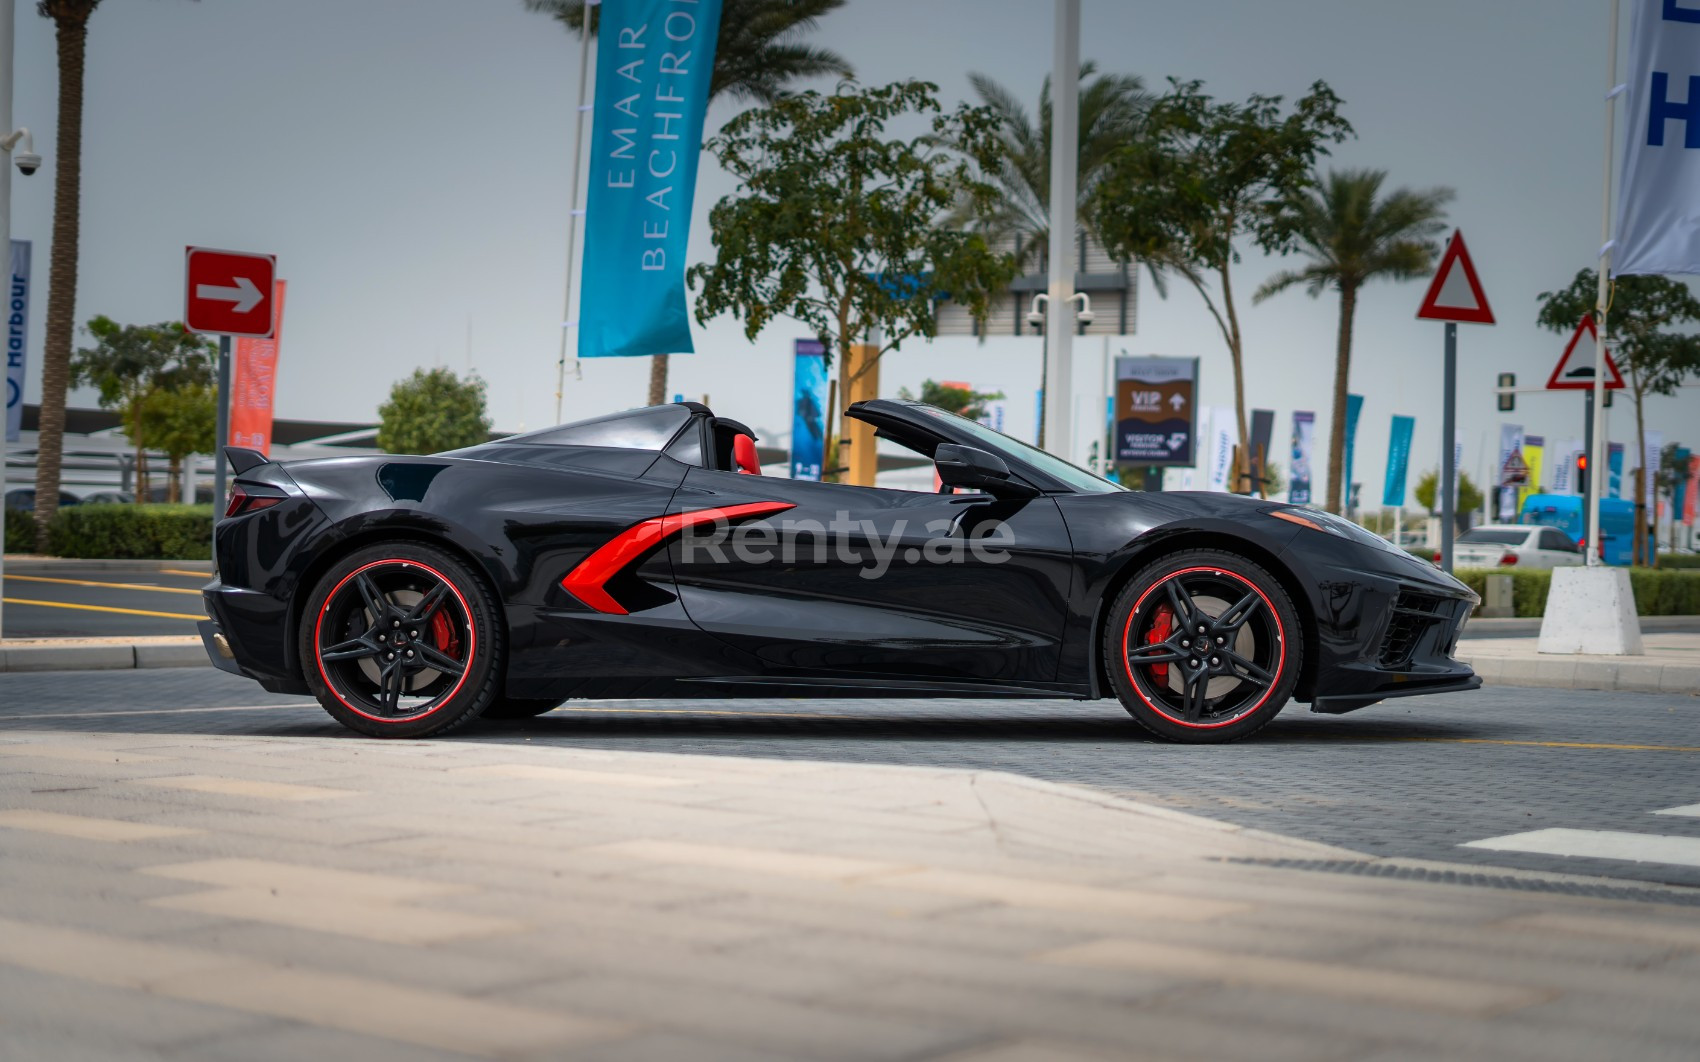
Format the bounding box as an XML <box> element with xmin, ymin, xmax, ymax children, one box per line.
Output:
<box><xmin>1462</xmin><ymin>828</ymin><xmax>1700</xmax><ymax>869</ymax></box>
<box><xmin>1651</xmin><ymin>803</ymin><xmax>1700</xmax><ymax>818</ymax></box>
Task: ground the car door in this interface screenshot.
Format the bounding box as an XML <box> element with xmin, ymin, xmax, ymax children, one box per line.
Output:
<box><xmin>1538</xmin><ymin>527</ymin><xmax>1582</xmax><ymax>567</ymax></box>
<box><xmin>663</xmin><ymin>466</ymin><xmax>1076</xmax><ymax>686</ymax></box>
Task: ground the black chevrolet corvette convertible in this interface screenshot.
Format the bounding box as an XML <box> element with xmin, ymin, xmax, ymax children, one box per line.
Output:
<box><xmin>201</xmin><ymin>399</ymin><xmax>1479</xmax><ymax>742</ymax></box>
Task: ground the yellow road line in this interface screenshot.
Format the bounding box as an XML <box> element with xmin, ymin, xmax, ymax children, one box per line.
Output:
<box><xmin>558</xmin><ymin>706</ymin><xmax>842</xmax><ymax>719</ymax></box>
<box><xmin>158</xmin><ymin>569</ymin><xmax>211</xmax><ymax>579</ymax></box>
<box><xmin>1377</xmin><ymin>736</ymin><xmax>1700</xmax><ymax>753</ymax></box>
<box><xmin>0</xmin><ymin>597</ymin><xmax>205</xmax><ymax>620</ymax></box>
<box><xmin>6</xmin><ymin>574</ymin><xmax>203</xmax><ymax>596</ymax></box>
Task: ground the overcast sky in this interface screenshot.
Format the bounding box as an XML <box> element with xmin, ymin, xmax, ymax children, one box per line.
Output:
<box><xmin>9</xmin><ymin>0</ymin><xmax>1697</xmax><ymax>501</ymax></box>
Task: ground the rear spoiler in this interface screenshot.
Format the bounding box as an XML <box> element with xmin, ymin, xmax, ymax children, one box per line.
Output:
<box><xmin>224</xmin><ymin>447</ymin><xmax>270</xmax><ymax>475</ymax></box>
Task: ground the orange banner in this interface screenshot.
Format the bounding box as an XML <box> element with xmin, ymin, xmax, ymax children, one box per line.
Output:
<box><xmin>228</xmin><ymin>280</ymin><xmax>285</xmax><ymax>455</ymax></box>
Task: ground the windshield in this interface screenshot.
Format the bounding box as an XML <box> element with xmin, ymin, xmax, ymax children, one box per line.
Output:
<box><xmin>910</xmin><ymin>405</ymin><xmax>1127</xmax><ymax>494</ymax></box>
<box><xmin>1457</xmin><ymin>529</ymin><xmax>1530</xmax><ymax>546</ymax></box>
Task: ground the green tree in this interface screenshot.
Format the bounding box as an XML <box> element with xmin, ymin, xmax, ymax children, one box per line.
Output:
<box><xmin>138</xmin><ymin>383</ymin><xmax>216</xmax><ymax>503</ymax></box>
<box><xmin>1536</xmin><ymin>269</ymin><xmax>1700</xmax><ymax>562</ymax></box>
<box><xmin>1253</xmin><ymin>170</ymin><xmax>1452</xmax><ymax>514</ymax></box>
<box><xmin>524</xmin><ymin>0</ymin><xmax>854</xmax><ymax>406</ymax></box>
<box><xmin>941</xmin><ymin>63</ymin><xmax>1148</xmax><ymax>270</ymax></box>
<box><xmin>68</xmin><ymin>317</ymin><xmax>216</xmax><ymax>503</ymax></box>
<box><xmin>1091</xmin><ymin>78</ymin><xmax>1352</xmax><ymax>475</ymax></box>
<box><xmin>377</xmin><ymin>367</ymin><xmax>492</xmax><ymax>455</ymax></box>
<box><xmin>687</xmin><ymin>80</ymin><xmax>1017</xmax><ymax>484</ymax></box>
<box><xmin>897</xmin><ymin>379</ymin><xmax>1006</xmax><ymax>422</ymax></box>
<box><xmin>1414</xmin><ymin>468</ymin><xmax>1484</xmax><ymax>532</ymax></box>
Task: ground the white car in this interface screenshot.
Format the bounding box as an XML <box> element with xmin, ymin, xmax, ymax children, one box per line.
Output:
<box><xmin>1451</xmin><ymin>524</ymin><xmax>1585</xmax><ymax>569</ymax></box>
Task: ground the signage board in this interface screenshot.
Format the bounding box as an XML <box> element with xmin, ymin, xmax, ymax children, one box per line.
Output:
<box><xmin>1113</xmin><ymin>356</ymin><xmax>1197</xmax><ymax>466</ymax></box>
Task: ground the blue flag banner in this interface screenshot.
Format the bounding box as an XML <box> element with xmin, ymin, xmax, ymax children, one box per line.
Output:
<box><xmin>4</xmin><ymin>240</ymin><xmax>30</xmax><ymax>443</ymax></box>
<box><xmin>1610</xmin><ymin>442</ymin><xmax>1625</xmax><ymax>498</ymax></box>
<box><xmin>790</xmin><ymin>339</ymin><xmax>828</xmax><ymax>480</ymax></box>
<box><xmin>579</xmin><ymin>0</ymin><xmax>722</xmax><ymax>358</ymax></box>
<box><xmin>1676</xmin><ymin>447</ymin><xmax>1692</xmax><ymax>517</ymax></box>
<box><xmin>1382</xmin><ymin>415</ymin><xmax>1414</xmax><ymax>508</ymax></box>
<box><xmin>1288</xmin><ymin>411</ymin><xmax>1315</xmax><ymax>505</ymax></box>
<box><xmin>1615</xmin><ymin>0</ymin><xmax>1700</xmax><ymax>276</ymax></box>
<box><xmin>1341</xmin><ymin>393</ymin><xmax>1364</xmax><ymax>504</ymax></box>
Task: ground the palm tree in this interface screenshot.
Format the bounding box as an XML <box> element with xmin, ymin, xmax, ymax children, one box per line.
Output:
<box><xmin>1254</xmin><ymin>169</ymin><xmax>1452</xmax><ymax>514</ymax></box>
<box><xmin>30</xmin><ymin>0</ymin><xmax>103</xmax><ymax>540</ymax></box>
<box><xmin>947</xmin><ymin>62</ymin><xmax>1148</xmax><ymax>271</ymax></box>
<box><xmin>524</xmin><ymin>0</ymin><xmax>853</xmax><ymax>405</ymax></box>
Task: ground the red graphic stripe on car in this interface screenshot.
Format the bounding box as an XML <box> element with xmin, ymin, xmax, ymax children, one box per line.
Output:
<box><xmin>561</xmin><ymin>501</ymin><xmax>796</xmax><ymax>615</ymax></box>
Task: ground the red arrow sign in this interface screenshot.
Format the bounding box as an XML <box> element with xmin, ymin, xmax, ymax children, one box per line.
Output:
<box><xmin>1546</xmin><ymin>314</ymin><xmax>1626</xmax><ymax>390</ymax></box>
<box><xmin>185</xmin><ymin>247</ymin><xmax>276</xmax><ymax>338</ymax></box>
<box><xmin>1416</xmin><ymin>230</ymin><xmax>1495</xmax><ymax>325</ymax></box>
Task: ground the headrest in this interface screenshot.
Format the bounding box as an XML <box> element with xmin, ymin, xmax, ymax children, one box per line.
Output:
<box><xmin>733</xmin><ymin>434</ymin><xmax>761</xmax><ymax>475</ymax></box>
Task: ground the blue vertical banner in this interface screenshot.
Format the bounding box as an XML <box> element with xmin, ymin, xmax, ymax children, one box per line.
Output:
<box><xmin>790</xmin><ymin>339</ymin><xmax>828</xmax><ymax>480</ymax></box>
<box><xmin>1288</xmin><ymin>411</ymin><xmax>1315</xmax><ymax>505</ymax></box>
<box><xmin>1613</xmin><ymin>0</ymin><xmax>1700</xmax><ymax>275</ymax></box>
<box><xmin>1609</xmin><ymin>442</ymin><xmax>1625</xmax><ymax>498</ymax></box>
<box><xmin>1675</xmin><ymin>447</ymin><xmax>1692</xmax><ymax>518</ymax></box>
<box><xmin>1341</xmin><ymin>393</ymin><xmax>1364</xmax><ymax>504</ymax></box>
<box><xmin>4</xmin><ymin>240</ymin><xmax>29</xmax><ymax>443</ymax></box>
<box><xmin>1382</xmin><ymin>414</ymin><xmax>1414</xmax><ymax>508</ymax></box>
<box><xmin>579</xmin><ymin>0</ymin><xmax>722</xmax><ymax>359</ymax></box>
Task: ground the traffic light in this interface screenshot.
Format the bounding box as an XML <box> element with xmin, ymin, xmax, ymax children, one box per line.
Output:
<box><xmin>1497</xmin><ymin>373</ymin><xmax>1515</xmax><ymax>412</ymax></box>
<box><xmin>1577</xmin><ymin>453</ymin><xmax>1589</xmax><ymax>498</ymax></box>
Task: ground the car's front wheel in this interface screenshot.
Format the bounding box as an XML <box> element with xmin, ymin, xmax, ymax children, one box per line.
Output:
<box><xmin>1104</xmin><ymin>548</ymin><xmax>1302</xmax><ymax>743</ymax></box>
<box><xmin>299</xmin><ymin>542</ymin><xmax>503</xmax><ymax>738</ymax></box>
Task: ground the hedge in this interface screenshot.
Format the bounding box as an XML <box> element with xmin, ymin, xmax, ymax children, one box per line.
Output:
<box><xmin>1456</xmin><ymin>566</ymin><xmax>1700</xmax><ymax>617</ymax></box>
<box><xmin>4</xmin><ymin>506</ymin><xmax>35</xmax><ymax>553</ymax></box>
<box><xmin>1658</xmin><ymin>553</ymin><xmax>1700</xmax><ymax>570</ymax></box>
<box><xmin>42</xmin><ymin>504</ymin><xmax>214</xmax><ymax>560</ymax></box>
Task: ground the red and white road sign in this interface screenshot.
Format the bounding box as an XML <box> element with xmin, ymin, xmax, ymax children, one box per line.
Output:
<box><xmin>1416</xmin><ymin>229</ymin><xmax>1495</xmax><ymax>325</ymax></box>
<box><xmin>1546</xmin><ymin>314</ymin><xmax>1626</xmax><ymax>390</ymax></box>
<box><xmin>184</xmin><ymin>246</ymin><xmax>276</xmax><ymax>338</ymax></box>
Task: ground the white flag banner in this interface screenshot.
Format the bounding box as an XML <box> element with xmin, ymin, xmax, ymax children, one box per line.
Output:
<box><xmin>1615</xmin><ymin>0</ymin><xmax>1700</xmax><ymax>276</ymax></box>
<box><xmin>1205</xmin><ymin>406</ymin><xmax>1238</xmax><ymax>493</ymax></box>
<box><xmin>1645</xmin><ymin>429</ymin><xmax>1666</xmax><ymax>509</ymax></box>
<box><xmin>1549</xmin><ymin>437</ymin><xmax>1585</xmax><ymax>494</ymax></box>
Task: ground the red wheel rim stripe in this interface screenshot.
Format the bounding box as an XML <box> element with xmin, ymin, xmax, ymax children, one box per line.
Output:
<box><xmin>1119</xmin><ymin>565</ymin><xmax>1285</xmax><ymax>730</ymax></box>
<box><xmin>313</xmin><ymin>559</ymin><xmax>476</xmax><ymax>725</ymax></box>
<box><xmin>561</xmin><ymin>501</ymin><xmax>795</xmax><ymax>614</ymax></box>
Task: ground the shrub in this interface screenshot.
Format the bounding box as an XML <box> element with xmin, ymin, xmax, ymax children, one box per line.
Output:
<box><xmin>1658</xmin><ymin>553</ymin><xmax>1700</xmax><ymax>570</ymax></box>
<box><xmin>4</xmin><ymin>506</ymin><xmax>36</xmax><ymax>553</ymax></box>
<box><xmin>44</xmin><ymin>503</ymin><xmax>214</xmax><ymax>560</ymax></box>
<box><xmin>1457</xmin><ymin>566</ymin><xmax>1700</xmax><ymax>616</ymax></box>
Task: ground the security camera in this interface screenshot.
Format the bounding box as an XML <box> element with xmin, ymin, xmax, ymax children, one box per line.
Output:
<box><xmin>1075</xmin><ymin>308</ymin><xmax>1095</xmax><ymax>326</ymax></box>
<box><xmin>1025</xmin><ymin>310</ymin><xmax>1044</xmax><ymax>327</ymax></box>
<box><xmin>14</xmin><ymin>151</ymin><xmax>40</xmax><ymax>176</ymax></box>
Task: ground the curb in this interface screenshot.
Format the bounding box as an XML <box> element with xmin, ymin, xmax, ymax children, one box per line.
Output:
<box><xmin>0</xmin><ymin>638</ymin><xmax>207</xmax><ymax>673</ymax></box>
<box><xmin>1466</xmin><ymin>615</ymin><xmax>1699</xmax><ymax>636</ymax></box>
<box><xmin>2</xmin><ymin>556</ymin><xmax>212</xmax><ymax>575</ymax></box>
<box><xmin>1456</xmin><ymin>651</ymin><xmax>1700</xmax><ymax>695</ymax></box>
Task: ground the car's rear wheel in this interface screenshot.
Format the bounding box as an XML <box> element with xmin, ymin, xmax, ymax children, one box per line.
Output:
<box><xmin>1104</xmin><ymin>548</ymin><xmax>1301</xmax><ymax>743</ymax></box>
<box><xmin>481</xmin><ymin>697</ymin><xmax>566</xmax><ymax>720</ymax></box>
<box><xmin>300</xmin><ymin>542</ymin><xmax>502</xmax><ymax>738</ymax></box>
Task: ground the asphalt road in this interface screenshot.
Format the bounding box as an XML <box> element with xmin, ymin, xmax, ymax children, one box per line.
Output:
<box><xmin>4</xmin><ymin>668</ymin><xmax>1699</xmax><ymax>891</ymax></box>
<box><xmin>0</xmin><ymin>568</ymin><xmax>209</xmax><ymax>637</ymax></box>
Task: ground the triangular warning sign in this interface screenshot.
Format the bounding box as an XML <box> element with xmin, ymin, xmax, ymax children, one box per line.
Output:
<box><xmin>1416</xmin><ymin>229</ymin><xmax>1495</xmax><ymax>324</ymax></box>
<box><xmin>1546</xmin><ymin>314</ymin><xmax>1626</xmax><ymax>390</ymax></box>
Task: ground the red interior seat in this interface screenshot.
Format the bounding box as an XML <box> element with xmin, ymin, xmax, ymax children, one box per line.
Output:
<box><xmin>733</xmin><ymin>434</ymin><xmax>761</xmax><ymax>475</ymax></box>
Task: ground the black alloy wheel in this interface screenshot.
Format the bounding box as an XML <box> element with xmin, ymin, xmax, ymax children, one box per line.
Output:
<box><xmin>300</xmin><ymin>542</ymin><xmax>503</xmax><ymax>738</ymax></box>
<box><xmin>1104</xmin><ymin>548</ymin><xmax>1301</xmax><ymax>743</ymax></box>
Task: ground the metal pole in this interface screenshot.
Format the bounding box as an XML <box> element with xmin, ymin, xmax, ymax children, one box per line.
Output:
<box><xmin>214</xmin><ymin>335</ymin><xmax>231</xmax><ymax>519</ymax></box>
<box><xmin>1588</xmin><ymin>0</ymin><xmax>1621</xmax><ymax>566</ymax></box>
<box><xmin>553</xmin><ymin>7</ymin><xmax>595</xmax><ymax>425</ymax></box>
<box><xmin>1042</xmin><ymin>0</ymin><xmax>1079</xmax><ymax>460</ymax></box>
<box><xmin>0</xmin><ymin>0</ymin><xmax>14</xmax><ymax>638</ymax></box>
<box><xmin>1440</xmin><ymin>322</ymin><xmax>1457</xmax><ymax>573</ymax></box>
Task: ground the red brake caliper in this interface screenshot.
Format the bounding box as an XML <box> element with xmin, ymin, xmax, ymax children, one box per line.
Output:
<box><xmin>430</xmin><ymin>611</ymin><xmax>461</xmax><ymax>662</ymax></box>
<box><xmin>1146</xmin><ymin>606</ymin><xmax>1174</xmax><ymax>684</ymax></box>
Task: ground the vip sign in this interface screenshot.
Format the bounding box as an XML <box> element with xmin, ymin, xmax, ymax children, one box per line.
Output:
<box><xmin>1113</xmin><ymin>356</ymin><xmax>1197</xmax><ymax>466</ymax></box>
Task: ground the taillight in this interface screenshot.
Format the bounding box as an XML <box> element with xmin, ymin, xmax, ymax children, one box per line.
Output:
<box><xmin>1498</xmin><ymin>552</ymin><xmax>1519</xmax><ymax>566</ymax></box>
<box><xmin>1432</xmin><ymin>551</ymin><xmax>1442</xmax><ymax>564</ymax></box>
<box><xmin>225</xmin><ymin>483</ymin><xmax>283</xmax><ymax>518</ymax></box>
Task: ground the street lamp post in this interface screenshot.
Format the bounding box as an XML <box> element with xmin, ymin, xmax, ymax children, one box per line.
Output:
<box><xmin>1042</xmin><ymin>0</ymin><xmax>1080</xmax><ymax>461</ymax></box>
<box><xmin>1027</xmin><ymin>291</ymin><xmax>1093</xmax><ymax>453</ymax></box>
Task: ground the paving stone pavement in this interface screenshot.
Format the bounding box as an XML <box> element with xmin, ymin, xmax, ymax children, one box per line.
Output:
<box><xmin>6</xmin><ymin>725</ymin><xmax>1700</xmax><ymax>1060</ymax></box>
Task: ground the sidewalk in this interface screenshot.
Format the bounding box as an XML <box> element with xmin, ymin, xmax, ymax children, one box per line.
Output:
<box><xmin>2</xmin><ymin>731</ymin><xmax>1699</xmax><ymax>1059</ymax></box>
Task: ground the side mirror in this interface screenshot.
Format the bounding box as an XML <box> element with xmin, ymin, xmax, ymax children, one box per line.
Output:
<box><xmin>934</xmin><ymin>443</ymin><xmax>1038</xmax><ymax>500</ymax></box>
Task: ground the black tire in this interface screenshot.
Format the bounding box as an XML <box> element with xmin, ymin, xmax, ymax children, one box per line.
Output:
<box><xmin>1103</xmin><ymin>548</ymin><xmax>1302</xmax><ymax>744</ymax></box>
<box><xmin>480</xmin><ymin>697</ymin><xmax>567</xmax><ymax>720</ymax></box>
<box><xmin>299</xmin><ymin>542</ymin><xmax>503</xmax><ymax>738</ymax></box>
